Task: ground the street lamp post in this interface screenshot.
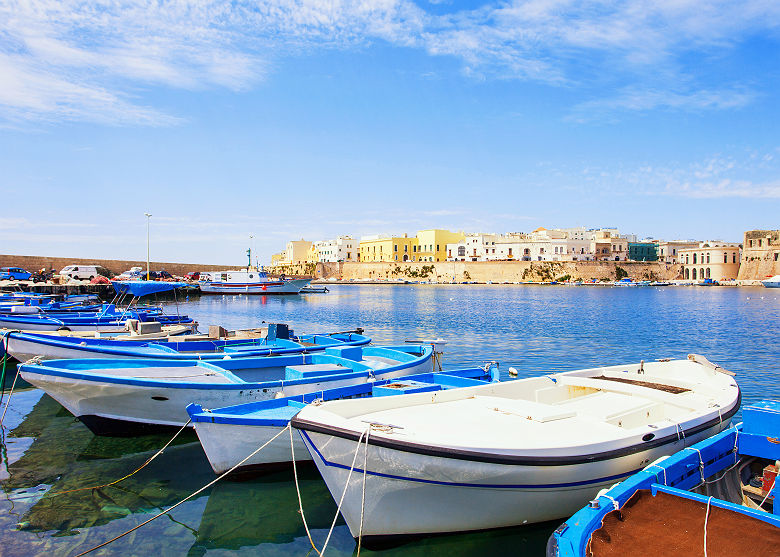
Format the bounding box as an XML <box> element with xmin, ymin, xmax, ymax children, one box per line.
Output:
<box><xmin>144</xmin><ymin>213</ymin><xmax>152</xmax><ymax>280</ymax></box>
<box><xmin>248</xmin><ymin>234</ymin><xmax>254</xmax><ymax>269</ymax></box>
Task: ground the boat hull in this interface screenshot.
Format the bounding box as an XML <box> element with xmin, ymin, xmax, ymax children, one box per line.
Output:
<box><xmin>20</xmin><ymin>359</ymin><xmax>432</xmax><ymax>435</ymax></box>
<box><xmin>199</xmin><ymin>278</ymin><xmax>311</xmax><ymax>294</ymax></box>
<box><xmin>297</xmin><ymin>420</ymin><xmax>730</xmax><ymax>539</ymax></box>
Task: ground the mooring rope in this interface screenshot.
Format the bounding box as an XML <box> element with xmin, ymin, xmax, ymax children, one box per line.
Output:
<box><xmin>703</xmin><ymin>495</ymin><xmax>714</xmax><ymax>557</ymax></box>
<box><xmin>290</xmin><ymin>426</ymin><xmax>322</xmax><ymax>556</ymax></box>
<box><xmin>50</xmin><ymin>419</ymin><xmax>192</xmax><ymax>496</ymax></box>
<box><xmin>356</xmin><ymin>427</ymin><xmax>371</xmax><ymax>557</ymax></box>
<box><xmin>74</xmin><ymin>423</ymin><xmax>292</xmax><ymax>556</ymax></box>
<box><xmin>0</xmin><ymin>356</ymin><xmax>23</xmax><ymax>429</ymax></box>
<box><xmin>319</xmin><ymin>427</ymin><xmax>370</xmax><ymax>556</ymax></box>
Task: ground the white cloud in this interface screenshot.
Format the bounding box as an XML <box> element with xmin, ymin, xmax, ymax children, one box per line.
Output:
<box><xmin>1</xmin><ymin>0</ymin><xmax>779</xmax><ymax>125</ymax></box>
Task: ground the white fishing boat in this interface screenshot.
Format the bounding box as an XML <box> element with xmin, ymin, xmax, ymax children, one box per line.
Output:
<box><xmin>292</xmin><ymin>356</ymin><xmax>740</xmax><ymax>541</ymax></box>
<box><xmin>761</xmin><ymin>275</ymin><xmax>780</xmax><ymax>288</ymax></box>
<box><xmin>198</xmin><ymin>268</ymin><xmax>310</xmax><ymax>294</ymax></box>
<box><xmin>19</xmin><ymin>344</ymin><xmax>434</xmax><ymax>436</ymax></box>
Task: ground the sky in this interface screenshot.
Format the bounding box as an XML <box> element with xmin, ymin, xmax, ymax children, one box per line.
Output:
<box><xmin>1</xmin><ymin>0</ymin><xmax>779</xmax><ymax>265</ymax></box>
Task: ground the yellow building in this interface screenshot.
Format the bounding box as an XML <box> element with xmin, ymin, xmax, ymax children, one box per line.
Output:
<box><xmin>359</xmin><ymin>234</ymin><xmax>420</xmax><ymax>262</ymax></box>
<box><xmin>416</xmin><ymin>229</ymin><xmax>465</xmax><ymax>262</ymax></box>
<box><xmin>270</xmin><ymin>252</ymin><xmax>285</xmax><ymax>266</ymax></box>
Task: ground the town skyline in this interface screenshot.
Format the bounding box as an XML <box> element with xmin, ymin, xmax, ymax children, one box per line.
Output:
<box><xmin>2</xmin><ymin>1</ymin><xmax>778</xmax><ymax>265</ymax></box>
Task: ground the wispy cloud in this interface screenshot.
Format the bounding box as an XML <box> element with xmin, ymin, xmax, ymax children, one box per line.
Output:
<box><xmin>2</xmin><ymin>0</ymin><xmax>779</xmax><ymax>125</ymax></box>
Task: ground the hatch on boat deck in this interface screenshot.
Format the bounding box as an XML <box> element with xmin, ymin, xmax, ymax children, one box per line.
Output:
<box><xmin>285</xmin><ymin>363</ymin><xmax>348</xmax><ymax>380</ymax></box>
<box><xmin>473</xmin><ymin>396</ymin><xmax>576</xmax><ymax>423</ymax></box>
<box><xmin>372</xmin><ymin>380</ymin><xmax>442</xmax><ymax>397</ymax></box>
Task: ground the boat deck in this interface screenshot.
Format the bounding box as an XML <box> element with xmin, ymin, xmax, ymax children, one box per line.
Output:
<box><xmin>589</xmin><ymin>489</ymin><xmax>780</xmax><ymax>556</ymax></box>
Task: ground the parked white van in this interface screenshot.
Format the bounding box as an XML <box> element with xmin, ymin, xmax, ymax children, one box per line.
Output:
<box><xmin>59</xmin><ymin>265</ymin><xmax>109</xmax><ymax>281</ymax></box>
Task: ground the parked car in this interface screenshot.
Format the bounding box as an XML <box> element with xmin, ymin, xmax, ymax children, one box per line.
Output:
<box><xmin>59</xmin><ymin>265</ymin><xmax>113</xmax><ymax>281</ymax></box>
<box><xmin>149</xmin><ymin>270</ymin><xmax>174</xmax><ymax>280</ymax></box>
<box><xmin>185</xmin><ymin>271</ymin><xmax>200</xmax><ymax>281</ymax></box>
<box><xmin>0</xmin><ymin>267</ymin><xmax>32</xmax><ymax>280</ymax></box>
<box><xmin>115</xmin><ymin>267</ymin><xmax>144</xmax><ymax>280</ymax></box>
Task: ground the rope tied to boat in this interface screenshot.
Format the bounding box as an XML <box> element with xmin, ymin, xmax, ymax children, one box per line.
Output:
<box><xmin>703</xmin><ymin>495</ymin><xmax>714</xmax><ymax>557</ymax></box>
<box><xmin>74</xmin><ymin>423</ymin><xmax>293</xmax><ymax>556</ymax></box>
<box><xmin>690</xmin><ymin>446</ymin><xmax>706</xmax><ymax>486</ymax></box>
<box><xmin>644</xmin><ymin>464</ymin><xmax>668</xmax><ymax>486</ymax></box>
<box><xmin>49</xmin><ymin>419</ymin><xmax>192</xmax><ymax>496</ymax></box>
<box><xmin>601</xmin><ymin>493</ymin><xmax>621</xmax><ymax>512</ymax></box>
<box><xmin>0</xmin><ymin>350</ymin><xmax>25</xmax><ymax>429</ymax></box>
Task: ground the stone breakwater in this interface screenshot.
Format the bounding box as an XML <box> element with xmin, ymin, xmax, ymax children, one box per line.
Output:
<box><xmin>0</xmin><ymin>254</ymin><xmax>243</xmax><ymax>277</ymax></box>
<box><xmin>271</xmin><ymin>260</ymin><xmax>683</xmax><ymax>283</ymax></box>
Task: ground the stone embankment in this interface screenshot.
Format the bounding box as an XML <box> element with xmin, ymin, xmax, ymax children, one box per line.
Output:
<box><xmin>271</xmin><ymin>260</ymin><xmax>683</xmax><ymax>282</ymax></box>
<box><xmin>0</xmin><ymin>254</ymin><xmax>243</xmax><ymax>277</ymax></box>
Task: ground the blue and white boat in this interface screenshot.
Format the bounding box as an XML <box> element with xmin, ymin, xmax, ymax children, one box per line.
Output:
<box><xmin>19</xmin><ymin>344</ymin><xmax>434</xmax><ymax>436</ymax></box>
<box><xmin>187</xmin><ymin>364</ymin><xmax>500</xmax><ymax>474</ymax></box>
<box><xmin>0</xmin><ymin>281</ymin><xmax>195</xmax><ymax>332</ymax></box>
<box><xmin>548</xmin><ymin>400</ymin><xmax>780</xmax><ymax>557</ymax></box>
<box><xmin>2</xmin><ymin>326</ymin><xmax>369</xmax><ymax>362</ymax></box>
<box><xmin>198</xmin><ymin>269</ymin><xmax>311</xmax><ymax>295</ymax></box>
<box><xmin>761</xmin><ymin>275</ymin><xmax>780</xmax><ymax>288</ymax></box>
<box><xmin>292</xmin><ymin>356</ymin><xmax>739</xmax><ymax>540</ymax></box>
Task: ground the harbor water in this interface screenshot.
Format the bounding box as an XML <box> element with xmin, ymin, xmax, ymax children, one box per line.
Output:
<box><xmin>1</xmin><ymin>284</ymin><xmax>778</xmax><ymax>555</ymax></box>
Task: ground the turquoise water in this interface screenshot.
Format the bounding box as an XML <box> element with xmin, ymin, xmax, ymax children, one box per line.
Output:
<box><xmin>1</xmin><ymin>284</ymin><xmax>779</xmax><ymax>555</ymax></box>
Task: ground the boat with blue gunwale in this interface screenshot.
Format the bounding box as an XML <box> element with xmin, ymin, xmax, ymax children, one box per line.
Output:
<box><xmin>187</xmin><ymin>364</ymin><xmax>499</xmax><ymax>474</ymax></box>
<box><xmin>762</xmin><ymin>275</ymin><xmax>780</xmax><ymax>288</ymax></box>
<box><xmin>19</xmin><ymin>344</ymin><xmax>434</xmax><ymax>436</ymax></box>
<box><xmin>292</xmin><ymin>355</ymin><xmax>740</xmax><ymax>541</ymax></box>
<box><xmin>547</xmin><ymin>399</ymin><xmax>780</xmax><ymax>557</ymax></box>
<box><xmin>1</xmin><ymin>325</ymin><xmax>369</xmax><ymax>362</ymax></box>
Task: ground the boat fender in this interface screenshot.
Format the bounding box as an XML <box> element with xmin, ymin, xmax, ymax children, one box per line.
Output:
<box><xmin>274</xmin><ymin>390</ymin><xmax>285</xmax><ymax>399</ymax></box>
<box><xmin>508</xmin><ymin>367</ymin><xmax>518</xmax><ymax>376</ymax></box>
<box><xmin>222</xmin><ymin>355</ymin><xmax>231</xmax><ymax>360</ymax></box>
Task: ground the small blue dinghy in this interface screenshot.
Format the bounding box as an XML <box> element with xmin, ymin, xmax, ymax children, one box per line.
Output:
<box><xmin>19</xmin><ymin>344</ymin><xmax>434</xmax><ymax>436</ymax></box>
<box><xmin>548</xmin><ymin>400</ymin><xmax>780</xmax><ymax>557</ymax></box>
<box><xmin>187</xmin><ymin>364</ymin><xmax>500</xmax><ymax>474</ymax></box>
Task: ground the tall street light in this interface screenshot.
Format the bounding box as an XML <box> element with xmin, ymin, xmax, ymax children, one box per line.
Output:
<box><xmin>144</xmin><ymin>213</ymin><xmax>152</xmax><ymax>280</ymax></box>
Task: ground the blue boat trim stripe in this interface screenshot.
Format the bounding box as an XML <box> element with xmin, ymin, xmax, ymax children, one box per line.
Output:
<box><xmin>299</xmin><ymin>430</ymin><xmax>641</xmax><ymax>488</ymax></box>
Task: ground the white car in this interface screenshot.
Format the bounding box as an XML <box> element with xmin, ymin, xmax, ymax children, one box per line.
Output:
<box><xmin>59</xmin><ymin>265</ymin><xmax>106</xmax><ymax>281</ymax></box>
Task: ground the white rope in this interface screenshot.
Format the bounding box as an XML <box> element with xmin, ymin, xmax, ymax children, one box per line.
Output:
<box><xmin>290</xmin><ymin>425</ymin><xmax>321</xmax><ymax>556</ymax></box>
<box><xmin>0</xmin><ymin>364</ymin><xmax>21</xmax><ymax>428</ymax></box>
<box><xmin>320</xmin><ymin>427</ymin><xmax>370</xmax><ymax>556</ymax></box>
<box><xmin>690</xmin><ymin>447</ymin><xmax>706</xmax><ymax>485</ymax></box>
<box><xmin>356</xmin><ymin>427</ymin><xmax>371</xmax><ymax>557</ymax></box>
<box><xmin>645</xmin><ymin>464</ymin><xmax>668</xmax><ymax>486</ymax></box>
<box><xmin>601</xmin><ymin>494</ymin><xmax>620</xmax><ymax>511</ymax></box>
<box><xmin>703</xmin><ymin>495</ymin><xmax>713</xmax><ymax>557</ymax></box>
<box><xmin>75</xmin><ymin>423</ymin><xmax>292</xmax><ymax>556</ymax></box>
<box><xmin>758</xmin><ymin>476</ymin><xmax>776</xmax><ymax>510</ymax></box>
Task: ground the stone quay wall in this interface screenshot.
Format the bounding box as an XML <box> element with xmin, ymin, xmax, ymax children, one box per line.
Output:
<box><xmin>0</xmin><ymin>254</ymin><xmax>244</xmax><ymax>277</ymax></box>
<box><xmin>271</xmin><ymin>260</ymin><xmax>683</xmax><ymax>282</ymax></box>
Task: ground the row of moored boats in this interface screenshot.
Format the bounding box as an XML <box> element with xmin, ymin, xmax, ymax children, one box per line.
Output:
<box><xmin>1</xmin><ymin>284</ymin><xmax>776</xmax><ymax>555</ymax></box>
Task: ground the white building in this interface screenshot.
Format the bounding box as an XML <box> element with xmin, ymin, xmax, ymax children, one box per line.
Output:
<box><xmin>313</xmin><ymin>236</ymin><xmax>358</xmax><ymax>263</ymax></box>
<box><xmin>656</xmin><ymin>240</ymin><xmax>700</xmax><ymax>264</ymax></box>
<box><xmin>679</xmin><ymin>242</ymin><xmax>741</xmax><ymax>281</ymax></box>
<box><xmin>446</xmin><ymin>234</ymin><xmax>501</xmax><ymax>261</ymax></box>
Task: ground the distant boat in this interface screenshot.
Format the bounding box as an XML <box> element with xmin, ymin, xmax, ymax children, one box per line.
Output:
<box><xmin>549</xmin><ymin>400</ymin><xmax>780</xmax><ymax>557</ymax></box>
<box><xmin>761</xmin><ymin>275</ymin><xmax>780</xmax><ymax>288</ymax></box>
<box><xmin>198</xmin><ymin>268</ymin><xmax>310</xmax><ymax>294</ymax></box>
<box><xmin>292</xmin><ymin>355</ymin><xmax>739</xmax><ymax>540</ymax></box>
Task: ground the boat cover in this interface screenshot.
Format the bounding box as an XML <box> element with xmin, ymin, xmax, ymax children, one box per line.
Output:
<box><xmin>111</xmin><ymin>280</ymin><xmax>188</xmax><ymax>297</ymax></box>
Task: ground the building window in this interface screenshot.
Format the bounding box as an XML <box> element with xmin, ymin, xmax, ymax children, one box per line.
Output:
<box><xmin>693</xmin><ymin>253</ymin><xmax>697</xmax><ymax>264</ymax></box>
<box><xmin>685</xmin><ymin>268</ymin><xmax>690</xmax><ymax>279</ymax></box>
<box><xmin>437</xmin><ymin>245</ymin><xmax>440</xmax><ymax>251</ymax></box>
<box><xmin>692</xmin><ymin>268</ymin><xmax>697</xmax><ymax>280</ymax></box>
<box><xmin>733</xmin><ymin>253</ymin><xmax>737</xmax><ymax>263</ymax></box>
<box><xmin>775</xmin><ymin>253</ymin><xmax>779</xmax><ymax>261</ymax></box>
<box><xmin>759</xmin><ymin>239</ymin><xmax>763</xmax><ymax>247</ymax></box>
<box><xmin>457</xmin><ymin>246</ymin><xmax>465</xmax><ymax>257</ymax></box>
<box><xmin>706</xmin><ymin>253</ymin><xmax>710</xmax><ymax>263</ymax></box>
<box><xmin>394</xmin><ymin>244</ymin><xmax>398</xmax><ymax>252</ymax></box>
<box><xmin>723</xmin><ymin>253</ymin><xmax>728</xmax><ymax>263</ymax></box>
<box><xmin>394</xmin><ymin>255</ymin><xmax>398</xmax><ymax>261</ymax></box>
<box><xmin>706</xmin><ymin>268</ymin><xmax>711</xmax><ymax>278</ymax></box>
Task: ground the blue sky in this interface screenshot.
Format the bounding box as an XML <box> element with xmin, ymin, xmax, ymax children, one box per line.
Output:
<box><xmin>1</xmin><ymin>0</ymin><xmax>779</xmax><ymax>265</ymax></box>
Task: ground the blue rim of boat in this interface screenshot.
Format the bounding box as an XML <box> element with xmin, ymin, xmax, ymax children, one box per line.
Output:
<box><xmin>18</xmin><ymin>345</ymin><xmax>433</xmax><ymax>391</ymax></box>
<box><xmin>290</xmin><ymin>388</ymin><xmax>740</xmax><ymax>466</ymax></box>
